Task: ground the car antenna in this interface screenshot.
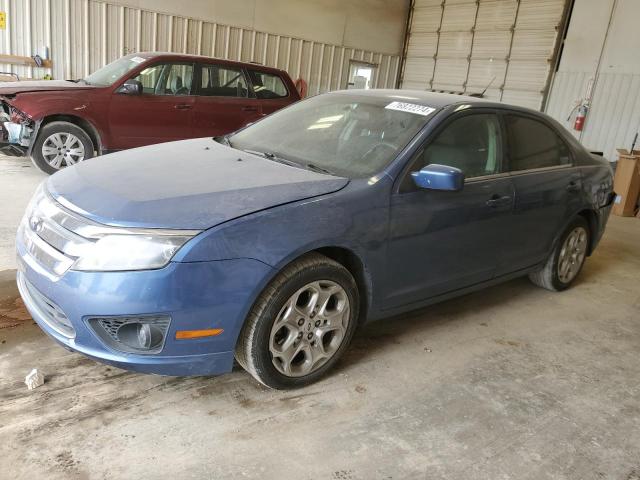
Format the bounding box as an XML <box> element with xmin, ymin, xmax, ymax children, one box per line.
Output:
<box><xmin>469</xmin><ymin>76</ymin><xmax>496</xmax><ymax>98</ymax></box>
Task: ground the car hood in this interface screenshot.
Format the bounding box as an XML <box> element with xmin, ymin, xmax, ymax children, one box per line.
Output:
<box><xmin>0</xmin><ymin>80</ymin><xmax>98</xmax><ymax>96</ymax></box>
<box><xmin>47</xmin><ymin>138</ymin><xmax>349</xmax><ymax>230</ymax></box>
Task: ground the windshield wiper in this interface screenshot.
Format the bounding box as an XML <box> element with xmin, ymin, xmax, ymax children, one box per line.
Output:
<box><xmin>305</xmin><ymin>163</ymin><xmax>334</xmax><ymax>175</ymax></box>
<box><xmin>242</xmin><ymin>149</ymin><xmax>302</xmax><ymax>168</ymax></box>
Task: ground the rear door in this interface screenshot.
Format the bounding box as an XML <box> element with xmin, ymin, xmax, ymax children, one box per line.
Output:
<box><xmin>385</xmin><ymin>111</ymin><xmax>515</xmax><ymax>308</ymax></box>
<box><xmin>192</xmin><ymin>62</ymin><xmax>262</xmax><ymax>137</ymax></box>
<box><xmin>245</xmin><ymin>68</ymin><xmax>294</xmax><ymax>116</ymax></box>
<box><xmin>108</xmin><ymin>62</ymin><xmax>195</xmax><ymax>149</ymax></box>
<box><xmin>496</xmin><ymin>112</ymin><xmax>582</xmax><ymax>274</ymax></box>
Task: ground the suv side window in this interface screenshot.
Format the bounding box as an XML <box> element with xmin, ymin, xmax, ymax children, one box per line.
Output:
<box><xmin>400</xmin><ymin>113</ymin><xmax>502</xmax><ymax>193</ymax></box>
<box><xmin>505</xmin><ymin>114</ymin><xmax>571</xmax><ymax>171</ymax></box>
<box><xmin>199</xmin><ymin>64</ymin><xmax>248</xmax><ymax>97</ymax></box>
<box><xmin>132</xmin><ymin>63</ymin><xmax>194</xmax><ymax>96</ymax></box>
<box><xmin>247</xmin><ymin>70</ymin><xmax>288</xmax><ymax>99</ymax></box>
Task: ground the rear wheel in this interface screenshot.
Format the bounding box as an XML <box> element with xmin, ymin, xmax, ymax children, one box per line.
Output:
<box><xmin>529</xmin><ymin>216</ymin><xmax>590</xmax><ymax>291</ymax></box>
<box><xmin>30</xmin><ymin>121</ymin><xmax>94</xmax><ymax>174</ymax></box>
<box><xmin>235</xmin><ymin>253</ymin><xmax>359</xmax><ymax>389</ymax></box>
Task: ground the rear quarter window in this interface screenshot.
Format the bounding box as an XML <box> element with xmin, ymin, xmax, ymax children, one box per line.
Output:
<box><xmin>247</xmin><ymin>70</ymin><xmax>289</xmax><ymax>99</ymax></box>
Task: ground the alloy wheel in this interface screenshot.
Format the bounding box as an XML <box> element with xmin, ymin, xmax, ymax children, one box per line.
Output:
<box><xmin>41</xmin><ymin>132</ymin><xmax>86</xmax><ymax>169</ymax></box>
<box><xmin>558</xmin><ymin>226</ymin><xmax>588</xmax><ymax>283</ymax></box>
<box><xmin>269</xmin><ymin>280</ymin><xmax>350</xmax><ymax>377</ymax></box>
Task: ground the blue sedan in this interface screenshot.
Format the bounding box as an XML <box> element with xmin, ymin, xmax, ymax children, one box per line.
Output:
<box><xmin>16</xmin><ymin>90</ymin><xmax>614</xmax><ymax>389</ymax></box>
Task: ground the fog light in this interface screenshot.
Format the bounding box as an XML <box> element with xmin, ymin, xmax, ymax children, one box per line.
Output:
<box><xmin>138</xmin><ymin>323</ymin><xmax>152</xmax><ymax>349</ymax></box>
<box><xmin>87</xmin><ymin>316</ymin><xmax>171</xmax><ymax>354</ymax></box>
<box><xmin>116</xmin><ymin>322</ymin><xmax>164</xmax><ymax>351</ymax></box>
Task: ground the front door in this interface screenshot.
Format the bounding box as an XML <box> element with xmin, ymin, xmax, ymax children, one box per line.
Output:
<box><xmin>109</xmin><ymin>62</ymin><xmax>195</xmax><ymax>149</ymax></box>
<box><xmin>192</xmin><ymin>63</ymin><xmax>262</xmax><ymax>137</ymax></box>
<box><xmin>385</xmin><ymin>112</ymin><xmax>514</xmax><ymax>308</ymax></box>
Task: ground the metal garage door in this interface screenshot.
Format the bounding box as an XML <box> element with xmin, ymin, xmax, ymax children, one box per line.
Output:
<box><xmin>400</xmin><ymin>0</ymin><xmax>569</xmax><ymax>109</ymax></box>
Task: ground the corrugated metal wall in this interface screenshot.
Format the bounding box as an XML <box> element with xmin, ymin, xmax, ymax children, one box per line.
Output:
<box><xmin>544</xmin><ymin>0</ymin><xmax>640</xmax><ymax>161</ymax></box>
<box><xmin>546</xmin><ymin>73</ymin><xmax>640</xmax><ymax>161</ymax></box>
<box><xmin>0</xmin><ymin>0</ymin><xmax>401</xmax><ymax>93</ymax></box>
<box><xmin>400</xmin><ymin>0</ymin><xmax>568</xmax><ymax>110</ymax></box>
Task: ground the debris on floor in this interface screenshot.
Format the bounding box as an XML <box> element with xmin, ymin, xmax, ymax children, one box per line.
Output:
<box><xmin>24</xmin><ymin>368</ymin><xmax>44</xmax><ymax>390</ymax></box>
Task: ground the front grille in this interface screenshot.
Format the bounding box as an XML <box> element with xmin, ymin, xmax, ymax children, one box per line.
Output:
<box><xmin>16</xmin><ymin>187</ymin><xmax>96</xmax><ymax>278</ymax></box>
<box><xmin>17</xmin><ymin>272</ymin><xmax>75</xmax><ymax>338</ymax></box>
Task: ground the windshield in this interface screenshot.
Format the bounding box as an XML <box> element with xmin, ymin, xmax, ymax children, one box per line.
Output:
<box><xmin>84</xmin><ymin>54</ymin><xmax>149</xmax><ymax>86</ymax></box>
<box><xmin>228</xmin><ymin>93</ymin><xmax>435</xmax><ymax>178</ymax></box>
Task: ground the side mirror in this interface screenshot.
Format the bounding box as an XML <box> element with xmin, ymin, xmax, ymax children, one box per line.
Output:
<box><xmin>411</xmin><ymin>164</ymin><xmax>464</xmax><ymax>191</ymax></box>
<box><xmin>117</xmin><ymin>79</ymin><xmax>142</xmax><ymax>95</ymax></box>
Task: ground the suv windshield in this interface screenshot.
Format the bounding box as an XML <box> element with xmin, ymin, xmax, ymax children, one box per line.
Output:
<box><xmin>228</xmin><ymin>93</ymin><xmax>434</xmax><ymax>178</ymax></box>
<box><xmin>84</xmin><ymin>54</ymin><xmax>149</xmax><ymax>87</ymax></box>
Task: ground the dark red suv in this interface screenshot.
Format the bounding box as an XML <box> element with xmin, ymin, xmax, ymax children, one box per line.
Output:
<box><xmin>0</xmin><ymin>52</ymin><xmax>300</xmax><ymax>173</ymax></box>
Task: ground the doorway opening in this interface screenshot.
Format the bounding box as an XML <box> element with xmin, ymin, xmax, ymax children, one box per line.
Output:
<box><xmin>347</xmin><ymin>61</ymin><xmax>377</xmax><ymax>89</ymax></box>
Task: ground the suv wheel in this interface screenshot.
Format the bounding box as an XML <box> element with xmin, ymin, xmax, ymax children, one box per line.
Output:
<box><xmin>529</xmin><ymin>216</ymin><xmax>590</xmax><ymax>291</ymax></box>
<box><xmin>31</xmin><ymin>121</ymin><xmax>95</xmax><ymax>174</ymax></box>
<box><xmin>235</xmin><ymin>253</ymin><xmax>359</xmax><ymax>389</ymax></box>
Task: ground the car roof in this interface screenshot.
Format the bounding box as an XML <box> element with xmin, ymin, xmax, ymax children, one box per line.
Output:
<box><xmin>329</xmin><ymin>88</ymin><xmax>541</xmax><ymax>116</ymax></box>
<box><xmin>135</xmin><ymin>52</ymin><xmax>287</xmax><ymax>75</ymax></box>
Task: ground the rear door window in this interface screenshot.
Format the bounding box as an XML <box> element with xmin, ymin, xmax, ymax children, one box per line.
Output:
<box><xmin>198</xmin><ymin>64</ymin><xmax>249</xmax><ymax>97</ymax></box>
<box><xmin>505</xmin><ymin>115</ymin><xmax>571</xmax><ymax>171</ymax></box>
<box><xmin>247</xmin><ymin>70</ymin><xmax>289</xmax><ymax>99</ymax></box>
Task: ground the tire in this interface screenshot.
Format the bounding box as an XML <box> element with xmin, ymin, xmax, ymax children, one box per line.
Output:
<box><xmin>30</xmin><ymin>121</ymin><xmax>95</xmax><ymax>175</ymax></box>
<box><xmin>235</xmin><ymin>253</ymin><xmax>359</xmax><ymax>389</ymax></box>
<box><xmin>528</xmin><ymin>216</ymin><xmax>590</xmax><ymax>292</ymax></box>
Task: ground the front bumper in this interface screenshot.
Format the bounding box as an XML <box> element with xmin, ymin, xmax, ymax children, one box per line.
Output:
<box><xmin>16</xmin><ymin>250</ymin><xmax>274</xmax><ymax>376</ymax></box>
<box><xmin>0</xmin><ymin>101</ymin><xmax>36</xmax><ymax>157</ymax></box>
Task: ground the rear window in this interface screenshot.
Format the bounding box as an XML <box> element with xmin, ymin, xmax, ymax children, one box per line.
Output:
<box><xmin>247</xmin><ymin>70</ymin><xmax>288</xmax><ymax>99</ymax></box>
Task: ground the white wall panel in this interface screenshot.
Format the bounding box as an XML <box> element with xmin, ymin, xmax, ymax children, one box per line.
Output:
<box><xmin>0</xmin><ymin>0</ymin><xmax>400</xmax><ymax>94</ymax></box>
<box><xmin>545</xmin><ymin>0</ymin><xmax>640</xmax><ymax>160</ymax></box>
<box><xmin>400</xmin><ymin>0</ymin><xmax>568</xmax><ymax>109</ymax></box>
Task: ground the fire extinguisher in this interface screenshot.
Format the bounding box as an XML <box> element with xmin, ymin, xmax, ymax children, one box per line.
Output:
<box><xmin>574</xmin><ymin>103</ymin><xmax>588</xmax><ymax>131</ymax></box>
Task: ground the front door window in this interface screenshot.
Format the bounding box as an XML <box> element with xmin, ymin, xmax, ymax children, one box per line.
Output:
<box><xmin>132</xmin><ymin>63</ymin><xmax>194</xmax><ymax>96</ymax></box>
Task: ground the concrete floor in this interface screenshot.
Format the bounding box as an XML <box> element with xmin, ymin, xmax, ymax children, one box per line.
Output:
<box><xmin>0</xmin><ymin>155</ymin><xmax>639</xmax><ymax>480</ymax></box>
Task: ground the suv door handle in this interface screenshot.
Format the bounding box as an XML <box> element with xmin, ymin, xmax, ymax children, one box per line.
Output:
<box><xmin>242</xmin><ymin>106</ymin><xmax>259</xmax><ymax>112</ymax></box>
<box><xmin>174</xmin><ymin>104</ymin><xmax>192</xmax><ymax>110</ymax></box>
<box><xmin>486</xmin><ymin>195</ymin><xmax>512</xmax><ymax>208</ymax></box>
<box><xmin>566</xmin><ymin>181</ymin><xmax>580</xmax><ymax>193</ymax></box>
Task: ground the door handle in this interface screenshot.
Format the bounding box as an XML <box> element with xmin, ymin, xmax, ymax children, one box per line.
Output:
<box><xmin>174</xmin><ymin>104</ymin><xmax>192</xmax><ymax>110</ymax></box>
<box><xmin>566</xmin><ymin>181</ymin><xmax>580</xmax><ymax>193</ymax></box>
<box><xmin>486</xmin><ymin>195</ymin><xmax>512</xmax><ymax>208</ymax></box>
<box><xmin>242</xmin><ymin>106</ymin><xmax>259</xmax><ymax>112</ymax></box>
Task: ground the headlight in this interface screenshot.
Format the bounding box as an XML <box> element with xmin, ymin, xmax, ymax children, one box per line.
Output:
<box><xmin>20</xmin><ymin>184</ymin><xmax>199</xmax><ymax>274</ymax></box>
<box><xmin>71</xmin><ymin>233</ymin><xmax>194</xmax><ymax>272</ymax></box>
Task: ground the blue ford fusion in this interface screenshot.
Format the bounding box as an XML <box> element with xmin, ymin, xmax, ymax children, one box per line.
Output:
<box><xmin>16</xmin><ymin>90</ymin><xmax>614</xmax><ymax>389</ymax></box>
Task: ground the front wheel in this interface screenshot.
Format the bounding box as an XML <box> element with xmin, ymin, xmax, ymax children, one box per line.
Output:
<box><xmin>30</xmin><ymin>121</ymin><xmax>94</xmax><ymax>174</ymax></box>
<box><xmin>235</xmin><ymin>253</ymin><xmax>359</xmax><ymax>389</ymax></box>
<box><xmin>529</xmin><ymin>216</ymin><xmax>590</xmax><ymax>291</ymax></box>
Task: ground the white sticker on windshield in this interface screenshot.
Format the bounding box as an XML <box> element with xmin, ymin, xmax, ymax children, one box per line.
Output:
<box><xmin>130</xmin><ymin>56</ymin><xmax>146</xmax><ymax>64</ymax></box>
<box><xmin>385</xmin><ymin>101</ymin><xmax>435</xmax><ymax>116</ymax></box>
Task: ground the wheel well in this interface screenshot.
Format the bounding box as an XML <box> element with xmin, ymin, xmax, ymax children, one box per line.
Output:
<box><xmin>40</xmin><ymin>115</ymin><xmax>102</xmax><ymax>153</ymax></box>
<box><xmin>314</xmin><ymin>247</ymin><xmax>370</xmax><ymax>323</ymax></box>
<box><xmin>577</xmin><ymin>209</ymin><xmax>598</xmax><ymax>255</ymax></box>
